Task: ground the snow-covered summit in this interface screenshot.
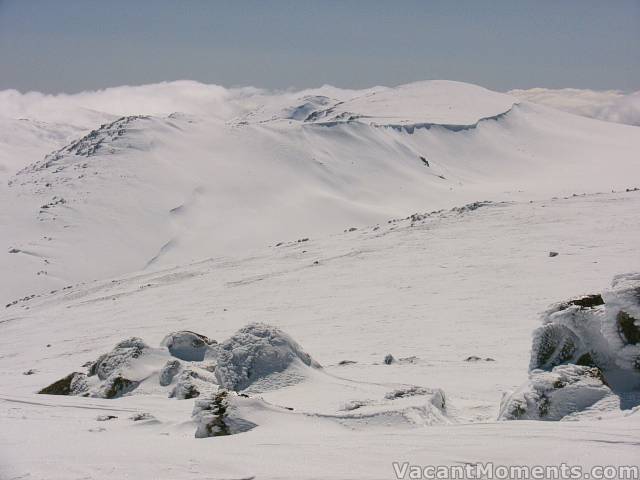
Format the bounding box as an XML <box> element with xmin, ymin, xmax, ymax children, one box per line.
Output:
<box><xmin>1</xmin><ymin>80</ymin><xmax>639</xmax><ymax>305</ymax></box>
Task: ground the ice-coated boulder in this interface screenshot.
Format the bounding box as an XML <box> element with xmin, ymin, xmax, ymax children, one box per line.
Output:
<box><xmin>89</xmin><ymin>337</ymin><xmax>148</xmax><ymax>380</ymax></box>
<box><xmin>602</xmin><ymin>273</ymin><xmax>640</xmax><ymax>371</ymax></box>
<box><xmin>161</xmin><ymin>330</ymin><xmax>216</xmax><ymax>361</ymax></box>
<box><xmin>212</xmin><ymin>323</ymin><xmax>321</xmax><ymax>391</ymax></box>
<box><xmin>499</xmin><ymin>365</ymin><xmax>615</xmax><ymax>421</ymax></box>
<box><xmin>505</xmin><ymin>274</ymin><xmax>640</xmax><ymax>422</ymax></box>
<box><xmin>170</xmin><ymin>366</ymin><xmax>216</xmax><ymax>400</ymax></box>
<box><xmin>159</xmin><ymin>359</ymin><xmax>182</xmax><ymax>386</ymax></box>
<box><xmin>530</xmin><ymin>274</ymin><xmax>640</xmax><ymax>374</ymax></box>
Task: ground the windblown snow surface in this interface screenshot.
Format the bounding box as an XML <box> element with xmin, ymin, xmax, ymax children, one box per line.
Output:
<box><xmin>1</xmin><ymin>80</ymin><xmax>640</xmax><ymax>479</ymax></box>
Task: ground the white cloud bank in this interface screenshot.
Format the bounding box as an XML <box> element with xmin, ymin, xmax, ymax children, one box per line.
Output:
<box><xmin>509</xmin><ymin>88</ymin><xmax>640</xmax><ymax>126</ymax></box>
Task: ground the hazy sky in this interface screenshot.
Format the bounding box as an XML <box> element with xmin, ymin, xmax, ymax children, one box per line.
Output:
<box><xmin>1</xmin><ymin>0</ymin><xmax>638</xmax><ymax>94</ymax></box>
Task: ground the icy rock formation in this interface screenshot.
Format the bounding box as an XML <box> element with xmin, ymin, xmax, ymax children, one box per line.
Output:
<box><xmin>159</xmin><ymin>359</ymin><xmax>182</xmax><ymax>386</ymax></box>
<box><xmin>530</xmin><ymin>273</ymin><xmax>640</xmax><ymax>375</ymax></box>
<box><xmin>602</xmin><ymin>273</ymin><xmax>640</xmax><ymax>370</ymax></box>
<box><xmin>192</xmin><ymin>390</ymin><xmax>258</xmax><ymax>438</ymax></box>
<box><xmin>212</xmin><ymin>323</ymin><xmax>321</xmax><ymax>391</ymax></box>
<box><xmin>498</xmin><ymin>365</ymin><xmax>615</xmax><ymax>421</ymax></box>
<box><xmin>89</xmin><ymin>337</ymin><xmax>148</xmax><ymax>381</ymax></box>
<box><xmin>39</xmin><ymin>324</ymin><xmax>320</xmax><ymax>403</ymax></box>
<box><xmin>170</xmin><ymin>366</ymin><xmax>216</xmax><ymax>400</ymax></box>
<box><xmin>39</xmin><ymin>338</ymin><xmax>148</xmax><ymax>398</ymax></box>
<box><xmin>503</xmin><ymin>273</ymin><xmax>640</xmax><ymax>421</ymax></box>
<box><xmin>161</xmin><ymin>330</ymin><xmax>216</xmax><ymax>362</ymax></box>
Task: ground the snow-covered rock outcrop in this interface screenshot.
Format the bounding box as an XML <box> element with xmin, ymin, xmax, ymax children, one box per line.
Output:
<box><xmin>502</xmin><ymin>273</ymin><xmax>640</xmax><ymax>421</ymax></box>
<box><xmin>212</xmin><ymin>323</ymin><xmax>322</xmax><ymax>392</ymax></box>
<box><xmin>36</xmin><ymin>322</ymin><xmax>449</xmax><ymax>438</ymax></box>
<box><xmin>38</xmin><ymin>324</ymin><xmax>323</xmax><ymax>399</ymax></box>
<box><xmin>530</xmin><ymin>273</ymin><xmax>640</xmax><ymax>376</ymax></box>
<box><xmin>498</xmin><ymin>365</ymin><xmax>616</xmax><ymax>421</ymax></box>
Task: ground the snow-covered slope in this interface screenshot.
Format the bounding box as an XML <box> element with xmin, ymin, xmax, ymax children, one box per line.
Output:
<box><xmin>2</xmin><ymin>80</ymin><xmax>639</xmax><ymax>305</ymax></box>
<box><xmin>1</xmin><ymin>191</ymin><xmax>639</xmax><ymax>479</ymax></box>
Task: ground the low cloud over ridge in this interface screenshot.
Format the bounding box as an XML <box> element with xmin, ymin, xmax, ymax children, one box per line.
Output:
<box><xmin>509</xmin><ymin>88</ymin><xmax>640</xmax><ymax>127</ymax></box>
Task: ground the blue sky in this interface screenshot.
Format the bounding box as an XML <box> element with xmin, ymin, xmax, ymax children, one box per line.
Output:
<box><xmin>1</xmin><ymin>0</ymin><xmax>638</xmax><ymax>93</ymax></box>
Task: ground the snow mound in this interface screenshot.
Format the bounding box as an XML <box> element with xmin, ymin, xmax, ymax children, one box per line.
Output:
<box><xmin>499</xmin><ymin>365</ymin><xmax>615</xmax><ymax>421</ymax></box>
<box><xmin>212</xmin><ymin>323</ymin><xmax>322</xmax><ymax>391</ymax></box>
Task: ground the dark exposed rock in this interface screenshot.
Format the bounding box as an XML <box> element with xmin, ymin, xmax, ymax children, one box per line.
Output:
<box><xmin>557</xmin><ymin>294</ymin><xmax>605</xmax><ymax>311</ymax></box>
<box><xmin>384</xmin><ymin>386</ymin><xmax>429</xmax><ymax>400</ymax></box>
<box><xmin>570</xmin><ymin>294</ymin><xmax>604</xmax><ymax>309</ymax></box>
<box><xmin>101</xmin><ymin>374</ymin><xmax>139</xmax><ymax>399</ymax></box>
<box><xmin>38</xmin><ymin>372</ymin><xmax>87</xmax><ymax>396</ymax></box>
<box><xmin>192</xmin><ymin>390</ymin><xmax>258</xmax><ymax>438</ymax></box>
<box><xmin>617</xmin><ymin>311</ymin><xmax>640</xmax><ymax>345</ymax></box>
<box><xmin>338</xmin><ymin>360</ymin><xmax>357</xmax><ymax>366</ymax></box>
<box><xmin>464</xmin><ymin>356</ymin><xmax>495</xmax><ymax>362</ymax></box>
<box><xmin>96</xmin><ymin>415</ymin><xmax>117</xmax><ymax>421</ymax></box>
<box><xmin>383</xmin><ymin>354</ymin><xmax>395</xmax><ymax>365</ymax></box>
<box><xmin>194</xmin><ymin>390</ymin><xmax>230</xmax><ymax>438</ymax></box>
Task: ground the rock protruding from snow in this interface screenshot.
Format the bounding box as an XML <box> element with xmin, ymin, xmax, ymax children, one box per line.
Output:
<box><xmin>498</xmin><ymin>365</ymin><xmax>615</xmax><ymax>421</ymax></box>
<box><xmin>530</xmin><ymin>273</ymin><xmax>640</xmax><ymax>375</ymax></box>
<box><xmin>97</xmin><ymin>374</ymin><xmax>140</xmax><ymax>399</ymax></box>
<box><xmin>192</xmin><ymin>390</ymin><xmax>258</xmax><ymax>438</ymax></box>
<box><xmin>161</xmin><ymin>330</ymin><xmax>216</xmax><ymax>361</ymax></box>
<box><xmin>169</xmin><ymin>366</ymin><xmax>216</xmax><ymax>400</ymax></box>
<box><xmin>16</xmin><ymin>115</ymin><xmax>150</xmax><ymax>176</ymax></box>
<box><xmin>38</xmin><ymin>372</ymin><xmax>88</xmax><ymax>396</ymax></box>
<box><xmin>506</xmin><ymin>273</ymin><xmax>640</xmax><ymax>421</ymax></box>
<box><xmin>212</xmin><ymin>323</ymin><xmax>321</xmax><ymax>391</ymax></box>
<box><xmin>602</xmin><ymin>273</ymin><xmax>640</xmax><ymax>371</ymax></box>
